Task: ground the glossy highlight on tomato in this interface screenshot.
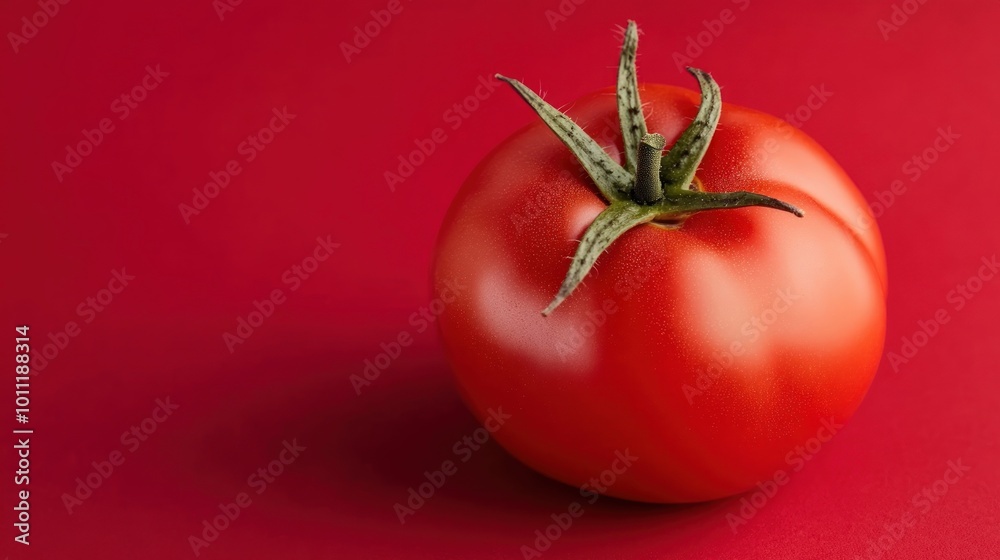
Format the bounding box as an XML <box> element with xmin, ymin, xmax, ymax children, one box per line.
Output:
<box><xmin>433</xmin><ymin>21</ymin><xmax>886</xmax><ymax>503</ymax></box>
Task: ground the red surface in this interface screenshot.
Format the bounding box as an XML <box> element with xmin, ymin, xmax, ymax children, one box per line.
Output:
<box><xmin>1</xmin><ymin>1</ymin><xmax>997</xmax><ymax>558</ymax></box>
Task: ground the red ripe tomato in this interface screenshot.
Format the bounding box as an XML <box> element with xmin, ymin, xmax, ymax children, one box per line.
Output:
<box><xmin>433</xmin><ymin>21</ymin><xmax>886</xmax><ymax>503</ymax></box>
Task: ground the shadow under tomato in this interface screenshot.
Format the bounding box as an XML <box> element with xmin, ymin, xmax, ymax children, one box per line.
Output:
<box><xmin>177</xmin><ymin>339</ymin><xmax>735</xmax><ymax>549</ymax></box>
<box><xmin>310</xmin><ymin>352</ymin><xmax>731</xmax><ymax>536</ymax></box>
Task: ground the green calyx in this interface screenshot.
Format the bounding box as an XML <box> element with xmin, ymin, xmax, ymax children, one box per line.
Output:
<box><xmin>496</xmin><ymin>20</ymin><xmax>804</xmax><ymax>316</ymax></box>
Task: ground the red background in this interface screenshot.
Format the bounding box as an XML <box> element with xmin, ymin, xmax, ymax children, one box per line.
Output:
<box><xmin>1</xmin><ymin>0</ymin><xmax>998</xmax><ymax>558</ymax></box>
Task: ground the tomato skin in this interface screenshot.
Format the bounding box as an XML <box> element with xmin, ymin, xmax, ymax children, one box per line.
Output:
<box><xmin>433</xmin><ymin>84</ymin><xmax>886</xmax><ymax>503</ymax></box>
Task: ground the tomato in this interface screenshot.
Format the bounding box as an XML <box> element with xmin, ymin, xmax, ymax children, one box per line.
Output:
<box><xmin>433</xmin><ymin>21</ymin><xmax>886</xmax><ymax>503</ymax></box>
